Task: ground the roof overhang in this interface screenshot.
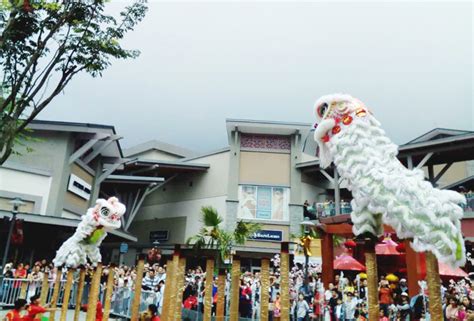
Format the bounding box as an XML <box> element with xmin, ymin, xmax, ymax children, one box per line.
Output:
<box><xmin>104</xmin><ymin>175</ymin><xmax>165</xmax><ymax>185</ymax></box>
<box><xmin>0</xmin><ymin>211</ymin><xmax>137</xmax><ymax>242</ymax></box>
<box><xmin>226</xmin><ymin>119</ymin><xmax>311</xmax><ymax>142</ymax></box>
<box><xmin>113</xmin><ymin>159</ymin><xmax>209</xmax><ymax>179</ymax></box>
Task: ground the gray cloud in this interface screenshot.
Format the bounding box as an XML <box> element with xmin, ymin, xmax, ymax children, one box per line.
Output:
<box><xmin>40</xmin><ymin>1</ymin><xmax>473</xmax><ymax>152</ymax></box>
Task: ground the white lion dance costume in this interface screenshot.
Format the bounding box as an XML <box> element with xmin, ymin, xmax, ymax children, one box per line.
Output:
<box><xmin>312</xmin><ymin>94</ymin><xmax>466</xmax><ymax>268</ymax></box>
<box><xmin>53</xmin><ymin>197</ymin><xmax>126</xmax><ymax>268</ymax></box>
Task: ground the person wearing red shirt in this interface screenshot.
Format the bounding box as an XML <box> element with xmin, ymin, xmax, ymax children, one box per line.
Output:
<box><xmin>23</xmin><ymin>294</ymin><xmax>57</xmax><ymax>321</ymax></box>
<box><xmin>378</xmin><ymin>281</ymin><xmax>392</xmax><ymax>318</ymax></box>
<box><xmin>4</xmin><ymin>299</ymin><xmax>27</xmax><ymax>321</ymax></box>
<box><xmin>183</xmin><ymin>292</ymin><xmax>198</xmax><ymax>310</ymax></box>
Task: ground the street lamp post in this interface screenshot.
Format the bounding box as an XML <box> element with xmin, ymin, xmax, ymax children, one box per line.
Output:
<box><xmin>1</xmin><ymin>197</ymin><xmax>25</xmax><ymax>274</ymax></box>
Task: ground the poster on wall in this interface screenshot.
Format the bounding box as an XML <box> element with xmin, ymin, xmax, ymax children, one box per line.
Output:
<box><xmin>238</xmin><ymin>185</ymin><xmax>289</xmax><ymax>221</ymax></box>
<box><xmin>256</xmin><ymin>187</ymin><xmax>272</xmax><ymax>219</ymax></box>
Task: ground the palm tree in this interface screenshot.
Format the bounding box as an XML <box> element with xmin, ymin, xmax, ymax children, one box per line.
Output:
<box><xmin>187</xmin><ymin>206</ymin><xmax>261</xmax><ymax>265</ymax></box>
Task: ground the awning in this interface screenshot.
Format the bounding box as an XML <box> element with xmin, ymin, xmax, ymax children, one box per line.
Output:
<box><xmin>0</xmin><ymin>210</ymin><xmax>137</xmax><ymax>242</ymax></box>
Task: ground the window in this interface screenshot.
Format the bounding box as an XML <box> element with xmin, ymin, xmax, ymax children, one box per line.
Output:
<box><xmin>238</xmin><ymin>185</ymin><xmax>289</xmax><ymax>221</ymax></box>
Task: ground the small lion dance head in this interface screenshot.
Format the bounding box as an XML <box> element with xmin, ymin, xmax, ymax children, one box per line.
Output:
<box><xmin>53</xmin><ymin>197</ymin><xmax>126</xmax><ymax>268</ymax></box>
<box><xmin>312</xmin><ymin>94</ymin><xmax>466</xmax><ymax>268</ymax></box>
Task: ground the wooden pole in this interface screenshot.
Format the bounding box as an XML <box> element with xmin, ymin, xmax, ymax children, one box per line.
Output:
<box><xmin>321</xmin><ymin>231</ymin><xmax>334</xmax><ymax>288</ymax></box>
<box><xmin>49</xmin><ymin>268</ymin><xmax>63</xmax><ymax>321</ymax></box>
<box><xmin>85</xmin><ymin>264</ymin><xmax>103</xmax><ymax>321</ymax></box>
<box><xmin>280</xmin><ymin>242</ymin><xmax>290</xmax><ymax>321</ymax></box>
<box><xmin>20</xmin><ymin>279</ymin><xmax>28</xmax><ymax>299</ymax></box>
<box><xmin>130</xmin><ymin>255</ymin><xmax>145</xmax><ymax>321</ymax></box>
<box><xmin>216</xmin><ymin>269</ymin><xmax>226</xmax><ymax>321</ymax></box>
<box><xmin>229</xmin><ymin>256</ymin><xmax>241</xmax><ymax>321</ymax></box>
<box><xmin>74</xmin><ymin>268</ymin><xmax>86</xmax><ymax>321</ymax></box>
<box><xmin>203</xmin><ymin>258</ymin><xmax>215</xmax><ymax>321</ymax></box>
<box><xmin>167</xmin><ymin>246</ymin><xmax>180</xmax><ymax>321</ymax></box>
<box><xmin>425</xmin><ymin>252</ymin><xmax>443</xmax><ymax>321</ymax></box>
<box><xmin>405</xmin><ymin>239</ymin><xmax>421</xmax><ymax>296</ymax></box>
<box><xmin>260</xmin><ymin>258</ymin><xmax>270</xmax><ymax>321</ymax></box>
<box><xmin>38</xmin><ymin>271</ymin><xmax>49</xmax><ymax>320</ymax></box>
<box><xmin>102</xmin><ymin>265</ymin><xmax>115</xmax><ymax>321</ymax></box>
<box><xmin>160</xmin><ymin>259</ymin><xmax>174</xmax><ymax>321</ymax></box>
<box><xmin>174</xmin><ymin>255</ymin><xmax>187</xmax><ymax>321</ymax></box>
<box><xmin>364</xmin><ymin>240</ymin><xmax>380</xmax><ymax>321</ymax></box>
<box><xmin>60</xmin><ymin>269</ymin><xmax>74</xmax><ymax>321</ymax></box>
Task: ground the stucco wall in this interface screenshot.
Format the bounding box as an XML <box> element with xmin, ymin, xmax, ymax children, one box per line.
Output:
<box><xmin>239</xmin><ymin>151</ymin><xmax>291</xmax><ymax>186</ymax></box>
<box><xmin>0</xmin><ymin>167</ymin><xmax>52</xmax><ymax>214</ymax></box>
<box><xmin>143</xmin><ymin>151</ymin><xmax>229</xmax><ymax>205</ymax></box>
<box><xmin>129</xmin><ymin>217</ymin><xmax>187</xmax><ymax>245</ymax></box>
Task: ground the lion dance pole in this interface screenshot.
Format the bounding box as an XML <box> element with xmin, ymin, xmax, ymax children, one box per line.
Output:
<box><xmin>311</xmin><ymin>94</ymin><xmax>466</xmax><ymax>321</ymax></box>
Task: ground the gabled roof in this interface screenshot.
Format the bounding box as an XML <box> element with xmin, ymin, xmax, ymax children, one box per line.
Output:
<box><xmin>405</xmin><ymin>128</ymin><xmax>474</xmax><ymax>145</ymax></box>
<box><xmin>123</xmin><ymin>140</ymin><xmax>197</xmax><ymax>159</ymax></box>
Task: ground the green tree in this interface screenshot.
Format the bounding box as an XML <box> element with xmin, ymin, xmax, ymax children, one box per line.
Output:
<box><xmin>187</xmin><ymin>206</ymin><xmax>261</xmax><ymax>266</ymax></box>
<box><xmin>0</xmin><ymin>0</ymin><xmax>148</xmax><ymax>163</ymax></box>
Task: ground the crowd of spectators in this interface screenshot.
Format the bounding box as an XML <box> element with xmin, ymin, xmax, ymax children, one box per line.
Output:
<box><xmin>2</xmin><ymin>257</ymin><xmax>474</xmax><ymax>321</ymax></box>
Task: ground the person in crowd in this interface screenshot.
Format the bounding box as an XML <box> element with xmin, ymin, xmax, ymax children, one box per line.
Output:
<box><xmin>3</xmin><ymin>298</ymin><xmax>27</xmax><ymax>321</ymax></box>
<box><xmin>379</xmin><ymin>280</ymin><xmax>392</xmax><ymax>317</ymax></box>
<box><xmin>140</xmin><ymin>304</ymin><xmax>160</xmax><ymax>321</ymax></box>
<box><xmin>344</xmin><ymin>291</ymin><xmax>358</xmax><ymax>321</ymax></box>
<box><xmin>293</xmin><ymin>293</ymin><xmax>310</xmax><ymax>321</ymax></box>
<box><xmin>446</xmin><ymin>297</ymin><xmax>460</xmax><ymax>321</ymax></box>
<box><xmin>239</xmin><ymin>279</ymin><xmax>252</xmax><ymax>318</ymax></box>
<box><xmin>397</xmin><ymin>292</ymin><xmax>411</xmax><ymax>321</ymax></box>
<box><xmin>379</xmin><ymin>309</ymin><xmax>389</xmax><ymax>321</ymax></box>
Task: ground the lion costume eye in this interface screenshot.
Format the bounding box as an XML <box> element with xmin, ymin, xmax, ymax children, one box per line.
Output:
<box><xmin>317</xmin><ymin>103</ymin><xmax>329</xmax><ymax>118</ymax></box>
<box><xmin>100</xmin><ymin>207</ymin><xmax>110</xmax><ymax>217</ymax></box>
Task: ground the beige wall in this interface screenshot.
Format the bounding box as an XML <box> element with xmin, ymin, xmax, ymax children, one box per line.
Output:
<box><xmin>423</xmin><ymin>161</ymin><xmax>469</xmax><ymax>187</ymax></box>
<box><xmin>0</xmin><ymin>197</ymin><xmax>35</xmax><ymax>213</ymax></box>
<box><xmin>239</xmin><ymin>151</ymin><xmax>290</xmax><ymax>186</ymax></box>
<box><xmin>64</xmin><ymin>163</ymin><xmax>94</xmax><ymax>212</ymax></box>
<box><xmin>129</xmin><ymin>217</ymin><xmax>187</xmax><ymax>245</ymax></box>
<box><xmin>0</xmin><ymin>167</ymin><xmax>51</xmax><ymax>214</ymax></box>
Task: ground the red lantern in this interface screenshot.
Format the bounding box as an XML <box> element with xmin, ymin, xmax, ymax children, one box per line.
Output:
<box><xmin>147</xmin><ymin>247</ymin><xmax>161</xmax><ymax>264</ymax></box>
<box><xmin>11</xmin><ymin>220</ymin><xmax>24</xmax><ymax>246</ymax></box>
<box><xmin>396</xmin><ymin>242</ymin><xmax>406</xmax><ymax>253</ymax></box>
<box><xmin>344</xmin><ymin>240</ymin><xmax>357</xmax><ymax>248</ymax></box>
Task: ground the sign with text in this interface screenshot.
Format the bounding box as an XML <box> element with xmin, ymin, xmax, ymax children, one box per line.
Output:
<box><xmin>149</xmin><ymin>230</ymin><xmax>169</xmax><ymax>243</ymax></box>
<box><xmin>119</xmin><ymin>242</ymin><xmax>128</xmax><ymax>254</ymax></box>
<box><xmin>249</xmin><ymin>230</ymin><xmax>283</xmax><ymax>242</ymax></box>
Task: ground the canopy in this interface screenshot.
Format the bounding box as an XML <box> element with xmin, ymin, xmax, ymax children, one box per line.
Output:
<box><xmin>334</xmin><ymin>255</ymin><xmax>366</xmax><ymax>271</ymax></box>
<box><xmin>376</xmin><ymin>238</ymin><xmax>401</xmax><ymax>255</ymax></box>
<box><xmin>438</xmin><ymin>262</ymin><xmax>468</xmax><ymax>278</ymax></box>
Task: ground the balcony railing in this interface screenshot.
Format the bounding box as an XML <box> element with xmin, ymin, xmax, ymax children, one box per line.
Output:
<box><xmin>461</xmin><ymin>193</ymin><xmax>474</xmax><ymax>213</ymax></box>
<box><xmin>304</xmin><ymin>193</ymin><xmax>473</xmax><ymax>220</ymax></box>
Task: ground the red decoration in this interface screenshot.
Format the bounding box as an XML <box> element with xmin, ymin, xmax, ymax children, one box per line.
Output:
<box><xmin>334</xmin><ymin>254</ymin><xmax>366</xmax><ymax>271</ymax></box>
<box><xmin>396</xmin><ymin>242</ymin><xmax>406</xmax><ymax>253</ymax></box>
<box><xmin>356</xmin><ymin>108</ymin><xmax>367</xmax><ymax>117</ymax></box>
<box><xmin>147</xmin><ymin>247</ymin><xmax>161</xmax><ymax>264</ymax></box>
<box><xmin>342</xmin><ymin>115</ymin><xmax>353</xmax><ymax>125</ymax></box>
<box><xmin>332</xmin><ymin>126</ymin><xmax>341</xmax><ymax>135</ymax></box>
<box><xmin>322</xmin><ymin>134</ymin><xmax>330</xmax><ymax>143</ymax></box>
<box><xmin>11</xmin><ymin>220</ymin><xmax>24</xmax><ymax>246</ymax></box>
<box><xmin>334</xmin><ymin>117</ymin><xmax>341</xmax><ymax>124</ymax></box>
<box><xmin>344</xmin><ymin>240</ymin><xmax>357</xmax><ymax>248</ymax></box>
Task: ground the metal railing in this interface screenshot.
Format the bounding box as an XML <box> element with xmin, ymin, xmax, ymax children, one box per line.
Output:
<box><xmin>0</xmin><ymin>278</ymin><xmax>263</xmax><ymax>320</ymax></box>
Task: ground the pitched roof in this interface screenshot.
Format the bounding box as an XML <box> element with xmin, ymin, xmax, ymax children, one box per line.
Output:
<box><xmin>123</xmin><ymin>140</ymin><xmax>197</xmax><ymax>158</ymax></box>
<box><xmin>405</xmin><ymin>128</ymin><xmax>474</xmax><ymax>145</ymax></box>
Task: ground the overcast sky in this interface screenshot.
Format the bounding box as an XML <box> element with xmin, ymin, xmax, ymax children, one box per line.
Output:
<box><xmin>41</xmin><ymin>1</ymin><xmax>473</xmax><ymax>153</ymax></box>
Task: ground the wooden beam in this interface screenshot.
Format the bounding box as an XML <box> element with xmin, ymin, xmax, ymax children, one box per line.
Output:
<box><xmin>433</xmin><ymin>162</ymin><xmax>453</xmax><ymax>183</ymax></box>
<box><xmin>415</xmin><ymin>152</ymin><xmax>434</xmax><ymax>169</ymax></box>
<box><xmin>324</xmin><ymin>223</ymin><xmax>353</xmax><ymax>235</ymax></box>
